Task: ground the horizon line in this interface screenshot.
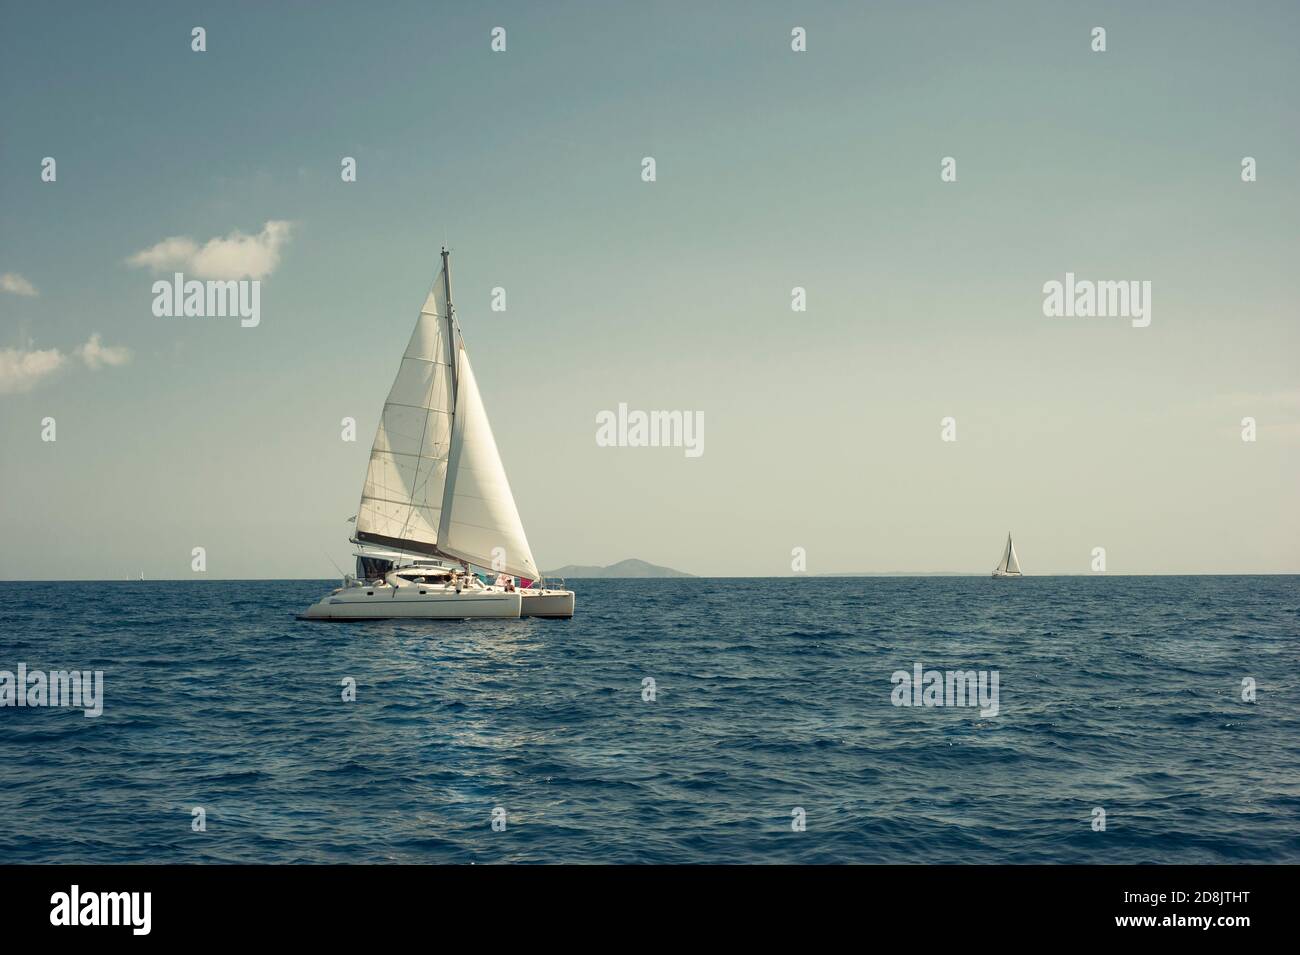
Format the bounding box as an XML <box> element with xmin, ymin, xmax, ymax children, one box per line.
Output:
<box><xmin>2</xmin><ymin>573</ymin><xmax>1298</xmax><ymax>583</ymax></box>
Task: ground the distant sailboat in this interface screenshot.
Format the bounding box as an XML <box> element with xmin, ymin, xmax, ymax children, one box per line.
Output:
<box><xmin>991</xmin><ymin>533</ymin><xmax>1022</xmax><ymax>578</ymax></box>
<box><xmin>301</xmin><ymin>248</ymin><xmax>574</xmax><ymax>620</ymax></box>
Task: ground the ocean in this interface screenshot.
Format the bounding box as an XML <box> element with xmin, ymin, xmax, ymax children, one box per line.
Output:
<box><xmin>1</xmin><ymin>576</ymin><xmax>1296</xmax><ymax>864</ymax></box>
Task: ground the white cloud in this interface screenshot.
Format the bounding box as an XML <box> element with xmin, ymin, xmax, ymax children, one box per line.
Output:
<box><xmin>0</xmin><ymin>334</ymin><xmax>133</xmax><ymax>394</ymax></box>
<box><xmin>0</xmin><ymin>272</ymin><xmax>38</xmax><ymax>296</ymax></box>
<box><xmin>125</xmin><ymin>236</ymin><xmax>199</xmax><ymax>273</ymax></box>
<box><xmin>126</xmin><ymin>220</ymin><xmax>293</xmax><ymax>280</ymax></box>
<box><xmin>0</xmin><ymin>345</ymin><xmax>66</xmax><ymax>394</ymax></box>
<box><xmin>76</xmin><ymin>333</ymin><xmax>132</xmax><ymax>369</ymax></box>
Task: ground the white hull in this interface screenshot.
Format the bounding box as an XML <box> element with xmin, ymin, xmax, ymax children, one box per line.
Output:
<box><xmin>991</xmin><ymin>571</ymin><xmax>1023</xmax><ymax>579</ymax></box>
<box><xmin>520</xmin><ymin>589</ymin><xmax>575</xmax><ymax>618</ymax></box>
<box><xmin>300</xmin><ymin>586</ymin><xmax>521</xmax><ymax>620</ymax></box>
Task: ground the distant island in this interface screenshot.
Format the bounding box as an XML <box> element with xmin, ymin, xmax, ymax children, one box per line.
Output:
<box><xmin>544</xmin><ymin>558</ymin><xmax>694</xmax><ymax>579</ymax></box>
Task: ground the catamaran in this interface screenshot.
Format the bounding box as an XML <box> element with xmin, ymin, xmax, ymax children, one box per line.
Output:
<box><xmin>991</xmin><ymin>533</ymin><xmax>1022</xmax><ymax>578</ymax></box>
<box><xmin>301</xmin><ymin>248</ymin><xmax>575</xmax><ymax>621</ymax></box>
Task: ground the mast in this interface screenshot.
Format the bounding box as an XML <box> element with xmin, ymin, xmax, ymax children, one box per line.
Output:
<box><xmin>436</xmin><ymin>246</ymin><xmax>464</xmax><ymax>551</ymax></box>
<box><xmin>442</xmin><ymin>246</ymin><xmax>458</xmax><ymax>400</ymax></box>
<box><xmin>424</xmin><ymin>246</ymin><xmax>460</xmax><ymax>569</ymax></box>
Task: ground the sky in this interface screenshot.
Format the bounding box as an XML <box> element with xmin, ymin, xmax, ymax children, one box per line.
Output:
<box><xmin>1</xmin><ymin>1</ymin><xmax>1298</xmax><ymax>579</ymax></box>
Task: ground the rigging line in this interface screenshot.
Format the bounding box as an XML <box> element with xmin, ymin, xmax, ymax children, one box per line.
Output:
<box><xmin>322</xmin><ymin>549</ymin><xmax>346</xmax><ymax>579</ymax></box>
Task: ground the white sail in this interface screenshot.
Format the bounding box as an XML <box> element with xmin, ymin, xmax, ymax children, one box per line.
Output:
<box><xmin>355</xmin><ymin>274</ymin><xmax>455</xmax><ymax>555</ymax></box>
<box><xmin>994</xmin><ymin>533</ymin><xmax>1022</xmax><ymax>575</ymax></box>
<box><xmin>437</xmin><ymin>350</ymin><xmax>540</xmax><ymax>580</ymax></box>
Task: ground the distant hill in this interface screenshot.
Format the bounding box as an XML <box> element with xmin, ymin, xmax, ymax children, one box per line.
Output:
<box><xmin>545</xmin><ymin>558</ymin><xmax>694</xmax><ymax>579</ymax></box>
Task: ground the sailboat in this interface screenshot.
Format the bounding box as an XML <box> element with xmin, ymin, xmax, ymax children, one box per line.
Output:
<box><xmin>991</xmin><ymin>533</ymin><xmax>1022</xmax><ymax>578</ymax></box>
<box><xmin>301</xmin><ymin>248</ymin><xmax>575</xmax><ymax>621</ymax></box>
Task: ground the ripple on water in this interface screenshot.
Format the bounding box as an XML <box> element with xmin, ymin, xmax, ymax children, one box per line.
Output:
<box><xmin>0</xmin><ymin>576</ymin><xmax>1297</xmax><ymax>863</ymax></box>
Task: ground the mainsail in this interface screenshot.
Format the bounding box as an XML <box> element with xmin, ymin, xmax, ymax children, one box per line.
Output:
<box><xmin>355</xmin><ymin>272</ymin><xmax>455</xmax><ymax>556</ymax></box>
<box><xmin>354</xmin><ymin>250</ymin><xmax>539</xmax><ymax>579</ymax></box>
<box><xmin>994</xmin><ymin>534</ymin><xmax>1022</xmax><ymax>575</ymax></box>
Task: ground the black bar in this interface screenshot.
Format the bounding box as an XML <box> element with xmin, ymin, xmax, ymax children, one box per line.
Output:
<box><xmin>0</xmin><ymin>864</ymin><xmax>1283</xmax><ymax>941</ymax></box>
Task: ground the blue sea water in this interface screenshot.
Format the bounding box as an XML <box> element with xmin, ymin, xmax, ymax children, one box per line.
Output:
<box><xmin>1</xmin><ymin>576</ymin><xmax>1297</xmax><ymax>864</ymax></box>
